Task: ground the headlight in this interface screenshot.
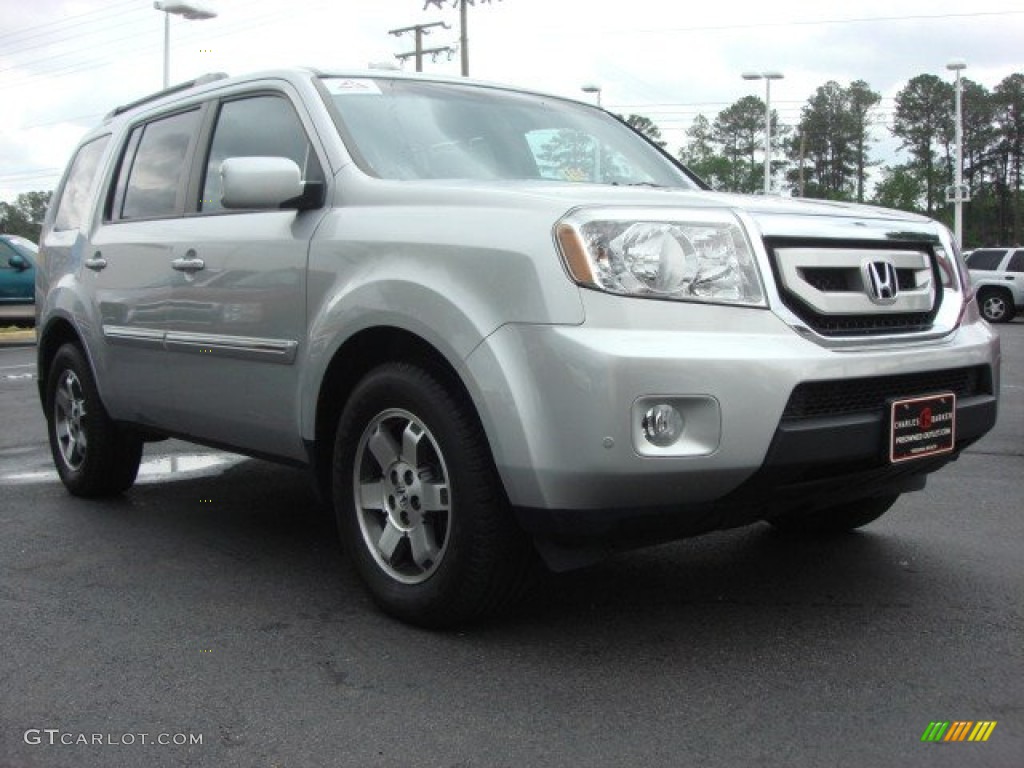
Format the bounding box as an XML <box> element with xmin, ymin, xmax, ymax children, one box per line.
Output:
<box><xmin>935</xmin><ymin>244</ymin><xmax>972</xmax><ymax>300</ymax></box>
<box><xmin>556</xmin><ymin>207</ymin><xmax>766</xmax><ymax>307</ymax></box>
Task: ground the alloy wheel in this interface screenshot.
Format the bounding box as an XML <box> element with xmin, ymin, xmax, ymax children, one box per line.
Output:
<box><xmin>352</xmin><ymin>408</ymin><xmax>452</xmax><ymax>584</ymax></box>
<box><xmin>981</xmin><ymin>294</ymin><xmax>1007</xmax><ymax>322</ymax></box>
<box><xmin>53</xmin><ymin>369</ymin><xmax>88</xmax><ymax>470</ymax></box>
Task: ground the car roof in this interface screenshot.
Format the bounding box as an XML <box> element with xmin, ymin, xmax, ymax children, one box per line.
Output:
<box><xmin>84</xmin><ymin>67</ymin><xmax>593</xmax><ymax>146</ymax></box>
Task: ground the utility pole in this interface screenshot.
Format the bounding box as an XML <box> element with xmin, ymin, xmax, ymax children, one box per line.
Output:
<box><xmin>389</xmin><ymin>21</ymin><xmax>453</xmax><ymax>72</ymax></box>
<box><xmin>423</xmin><ymin>0</ymin><xmax>501</xmax><ymax>78</ymax></box>
<box><xmin>459</xmin><ymin>0</ymin><xmax>468</xmax><ymax>77</ymax></box>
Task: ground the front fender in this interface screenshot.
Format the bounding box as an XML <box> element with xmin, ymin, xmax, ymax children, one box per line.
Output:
<box><xmin>298</xmin><ymin>204</ymin><xmax>585</xmax><ymax>439</ymax></box>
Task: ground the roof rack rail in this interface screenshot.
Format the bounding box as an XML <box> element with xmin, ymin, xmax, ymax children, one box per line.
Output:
<box><xmin>103</xmin><ymin>72</ymin><xmax>229</xmax><ymax>121</ymax></box>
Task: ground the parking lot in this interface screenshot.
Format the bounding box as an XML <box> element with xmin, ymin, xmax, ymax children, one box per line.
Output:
<box><xmin>1</xmin><ymin>323</ymin><xmax>1021</xmax><ymax>768</ymax></box>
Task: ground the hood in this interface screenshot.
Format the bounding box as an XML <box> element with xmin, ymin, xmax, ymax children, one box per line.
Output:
<box><xmin>480</xmin><ymin>182</ymin><xmax>933</xmax><ymax>223</ymax></box>
<box><xmin>341</xmin><ymin>172</ymin><xmax>940</xmax><ymax>238</ymax></box>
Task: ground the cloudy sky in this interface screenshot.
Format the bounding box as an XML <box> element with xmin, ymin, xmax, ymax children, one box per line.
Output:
<box><xmin>1</xmin><ymin>0</ymin><xmax>1021</xmax><ymax>202</ymax></box>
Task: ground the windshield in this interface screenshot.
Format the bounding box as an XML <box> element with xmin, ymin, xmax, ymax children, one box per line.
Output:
<box><xmin>321</xmin><ymin>77</ymin><xmax>698</xmax><ymax>188</ymax></box>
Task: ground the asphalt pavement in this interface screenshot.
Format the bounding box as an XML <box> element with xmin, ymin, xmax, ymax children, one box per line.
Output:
<box><xmin>0</xmin><ymin>324</ymin><xmax>1021</xmax><ymax>768</ymax></box>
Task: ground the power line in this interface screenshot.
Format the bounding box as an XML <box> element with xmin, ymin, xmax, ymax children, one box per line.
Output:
<box><xmin>0</xmin><ymin>8</ymin><xmax>151</xmax><ymax>61</ymax></box>
<box><xmin>423</xmin><ymin>0</ymin><xmax>502</xmax><ymax>77</ymax></box>
<box><xmin>0</xmin><ymin>0</ymin><xmax>335</xmax><ymax>93</ymax></box>
<box><xmin>0</xmin><ymin>112</ymin><xmax>106</xmax><ymax>135</ymax></box>
<box><xmin>0</xmin><ymin>169</ymin><xmax>62</xmax><ymax>183</ymax></box>
<box><xmin>629</xmin><ymin>9</ymin><xmax>1024</xmax><ymax>34</ymax></box>
<box><xmin>0</xmin><ymin>0</ymin><xmax>139</xmax><ymax>44</ymax></box>
<box><xmin>0</xmin><ymin>10</ymin><xmax>156</xmax><ymax>77</ymax></box>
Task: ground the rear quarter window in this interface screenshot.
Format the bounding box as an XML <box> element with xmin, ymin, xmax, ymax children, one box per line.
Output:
<box><xmin>52</xmin><ymin>136</ymin><xmax>110</xmax><ymax>231</ymax></box>
<box><xmin>966</xmin><ymin>249</ymin><xmax>1006</xmax><ymax>271</ymax></box>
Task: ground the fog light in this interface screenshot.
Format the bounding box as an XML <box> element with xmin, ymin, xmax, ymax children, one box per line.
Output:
<box><xmin>642</xmin><ymin>404</ymin><xmax>684</xmax><ymax>447</ymax></box>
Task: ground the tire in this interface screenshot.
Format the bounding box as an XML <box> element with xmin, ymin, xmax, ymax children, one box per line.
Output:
<box><xmin>768</xmin><ymin>494</ymin><xmax>899</xmax><ymax>535</ymax></box>
<box><xmin>977</xmin><ymin>288</ymin><xmax>1016</xmax><ymax>323</ymax></box>
<box><xmin>332</xmin><ymin>362</ymin><xmax>535</xmax><ymax>628</ymax></box>
<box><xmin>45</xmin><ymin>343</ymin><xmax>143</xmax><ymax>497</ymax></box>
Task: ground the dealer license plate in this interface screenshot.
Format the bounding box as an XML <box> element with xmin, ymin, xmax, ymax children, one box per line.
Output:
<box><xmin>889</xmin><ymin>393</ymin><xmax>956</xmax><ymax>464</ymax></box>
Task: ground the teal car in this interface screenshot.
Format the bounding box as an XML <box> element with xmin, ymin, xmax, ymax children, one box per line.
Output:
<box><xmin>0</xmin><ymin>234</ymin><xmax>37</xmax><ymax>324</ymax></box>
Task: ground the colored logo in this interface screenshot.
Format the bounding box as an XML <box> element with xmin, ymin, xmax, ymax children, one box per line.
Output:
<box><xmin>921</xmin><ymin>721</ymin><xmax>997</xmax><ymax>742</ymax></box>
<box><xmin>919</xmin><ymin>407</ymin><xmax>933</xmax><ymax>430</ymax></box>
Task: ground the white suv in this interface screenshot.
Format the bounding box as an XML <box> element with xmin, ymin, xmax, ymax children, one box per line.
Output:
<box><xmin>966</xmin><ymin>247</ymin><xmax>1024</xmax><ymax>322</ymax></box>
<box><xmin>36</xmin><ymin>69</ymin><xmax>1000</xmax><ymax>626</ymax></box>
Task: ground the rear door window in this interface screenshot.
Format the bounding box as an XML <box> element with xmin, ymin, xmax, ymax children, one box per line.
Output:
<box><xmin>116</xmin><ymin>109</ymin><xmax>202</xmax><ymax>220</ymax></box>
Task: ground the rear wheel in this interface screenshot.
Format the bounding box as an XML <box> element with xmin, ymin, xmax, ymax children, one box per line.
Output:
<box><xmin>768</xmin><ymin>494</ymin><xmax>899</xmax><ymax>535</ymax></box>
<box><xmin>333</xmin><ymin>362</ymin><xmax>534</xmax><ymax>628</ymax></box>
<box><xmin>45</xmin><ymin>343</ymin><xmax>143</xmax><ymax>497</ymax></box>
<box><xmin>977</xmin><ymin>288</ymin><xmax>1015</xmax><ymax>323</ymax></box>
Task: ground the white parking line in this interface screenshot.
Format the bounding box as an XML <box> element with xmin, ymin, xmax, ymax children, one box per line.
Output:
<box><xmin>1</xmin><ymin>452</ymin><xmax>246</xmax><ymax>485</ymax></box>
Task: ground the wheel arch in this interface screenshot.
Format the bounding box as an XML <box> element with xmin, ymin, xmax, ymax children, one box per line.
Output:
<box><xmin>310</xmin><ymin>325</ymin><xmax>484</xmax><ymax>502</ymax></box>
<box><xmin>36</xmin><ymin>315</ymin><xmax>90</xmax><ymax>408</ymax></box>
<box><xmin>976</xmin><ymin>283</ymin><xmax>1013</xmax><ymax>299</ymax></box>
<box><xmin>976</xmin><ymin>284</ymin><xmax>1015</xmax><ymax>321</ymax></box>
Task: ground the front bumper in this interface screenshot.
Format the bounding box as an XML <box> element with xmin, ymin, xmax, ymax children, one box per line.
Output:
<box><xmin>461</xmin><ymin>290</ymin><xmax>999</xmax><ymax>525</ymax></box>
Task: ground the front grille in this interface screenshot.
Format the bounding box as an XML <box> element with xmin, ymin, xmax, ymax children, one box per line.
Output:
<box><xmin>766</xmin><ymin>239</ymin><xmax>941</xmax><ymax>337</ymax></box>
<box><xmin>801</xmin><ymin>267</ymin><xmax>920</xmax><ymax>294</ymax></box>
<box><xmin>782</xmin><ymin>366</ymin><xmax>990</xmax><ymax>420</ymax></box>
<box><xmin>797</xmin><ymin>311</ymin><xmax>935</xmax><ymax>336</ymax></box>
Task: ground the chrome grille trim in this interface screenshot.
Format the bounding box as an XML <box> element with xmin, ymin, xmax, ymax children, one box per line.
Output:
<box><xmin>733</xmin><ymin>212</ymin><xmax>965</xmax><ymax>349</ymax></box>
<box><xmin>775</xmin><ymin>247</ymin><xmax>934</xmax><ymax>315</ymax></box>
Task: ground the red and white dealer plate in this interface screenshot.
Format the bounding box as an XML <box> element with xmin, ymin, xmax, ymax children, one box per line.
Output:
<box><xmin>889</xmin><ymin>393</ymin><xmax>956</xmax><ymax>464</ymax></box>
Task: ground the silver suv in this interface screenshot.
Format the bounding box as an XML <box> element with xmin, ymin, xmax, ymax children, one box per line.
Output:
<box><xmin>37</xmin><ymin>69</ymin><xmax>1000</xmax><ymax>627</ymax></box>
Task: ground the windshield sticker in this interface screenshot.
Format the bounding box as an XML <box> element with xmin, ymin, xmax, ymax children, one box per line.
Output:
<box><xmin>325</xmin><ymin>79</ymin><xmax>382</xmax><ymax>96</ymax></box>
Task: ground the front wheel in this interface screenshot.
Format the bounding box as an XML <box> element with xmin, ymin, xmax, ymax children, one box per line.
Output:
<box><xmin>768</xmin><ymin>494</ymin><xmax>899</xmax><ymax>535</ymax></box>
<box><xmin>332</xmin><ymin>363</ymin><xmax>534</xmax><ymax>628</ymax></box>
<box><xmin>45</xmin><ymin>343</ymin><xmax>143</xmax><ymax>497</ymax></box>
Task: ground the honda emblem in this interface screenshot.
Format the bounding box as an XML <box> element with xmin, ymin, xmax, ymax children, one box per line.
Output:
<box><xmin>865</xmin><ymin>260</ymin><xmax>899</xmax><ymax>304</ymax></box>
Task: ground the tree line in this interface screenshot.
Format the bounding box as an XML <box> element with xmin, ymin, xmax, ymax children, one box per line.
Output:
<box><xmin>667</xmin><ymin>71</ymin><xmax>1024</xmax><ymax>248</ymax></box>
<box><xmin>0</xmin><ymin>191</ymin><xmax>51</xmax><ymax>242</ymax></box>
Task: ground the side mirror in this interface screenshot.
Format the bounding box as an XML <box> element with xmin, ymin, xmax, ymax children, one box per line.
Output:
<box><xmin>8</xmin><ymin>255</ymin><xmax>28</xmax><ymax>271</ymax></box>
<box><xmin>220</xmin><ymin>157</ymin><xmax>323</xmax><ymax>211</ymax></box>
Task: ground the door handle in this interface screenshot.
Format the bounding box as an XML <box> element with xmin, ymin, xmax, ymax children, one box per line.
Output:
<box><xmin>84</xmin><ymin>253</ymin><xmax>107</xmax><ymax>271</ymax></box>
<box><xmin>171</xmin><ymin>257</ymin><xmax>206</xmax><ymax>273</ymax></box>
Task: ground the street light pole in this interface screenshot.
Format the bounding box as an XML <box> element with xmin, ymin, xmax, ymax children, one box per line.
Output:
<box><xmin>947</xmin><ymin>59</ymin><xmax>967</xmax><ymax>248</ymax></box>
<box><xmin>153</xmin><ymin>1</ymin><xmax>218</xmax><ymax>89</ymax></box>
<box><xmin>742</xmin><ymin>71</ymin><xmax>784</xmax><ymax>195</ymax></box>
<box><xmin>581</xmin><ymin>84</ymin><xmax>602</xmax><ymax>108</ymax></box>
<box><xmin>162</xmin><ymin>8</ymin><xmax>170</xmax><ymax>89</ymax></box>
